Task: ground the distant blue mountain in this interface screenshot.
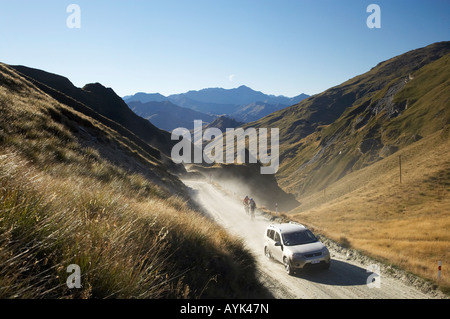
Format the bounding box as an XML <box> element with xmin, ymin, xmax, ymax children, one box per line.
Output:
<box><xmin>166</xmin><ymin>85</ymin><xmax>309</xmax><ymax>111</ymax></box>
<box><xmin>123</xmin><ymin>86</ymin><xmax>309</xmax><ymax>124</ymax></box>
<box><xmin>128</xmin><ymin>100</ymin><xmax>215</xmax><ymax>132</ymax></box>
<box><xmin>123</xmin><ymin>92</ymin><xmax>167</xmax><ymax>103</ymax></box>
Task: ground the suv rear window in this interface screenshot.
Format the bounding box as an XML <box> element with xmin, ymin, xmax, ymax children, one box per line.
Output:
<box><xmin>266</xmin><ymin>229</ymin><xmax>275</xmax><ymax>240</ymax></box>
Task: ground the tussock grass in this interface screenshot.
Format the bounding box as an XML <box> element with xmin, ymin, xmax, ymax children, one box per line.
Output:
<box><xmin>0</xmin><ymin>64</ymin><xmax>269</xmax><ymax>299</ymax></box>
<box><xmin>290</xmin><ymin>130</ymin><xmax>450</xmax><ymax>293</ymax></box>
<box><xmin>0</xmin><ymin>153</ymin><xmax>182</xmax><ymax>298</ymax></box>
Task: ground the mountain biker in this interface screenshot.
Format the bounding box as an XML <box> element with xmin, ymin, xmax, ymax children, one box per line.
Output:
<box><xmin>249</xmin><ymin>198</ymin><xmax>256</xmax><ymax>220</ymax></box>
<box><xmin>243</xmin><ymin>196</ymin><xmax>250</xmax><ymax>215</ymax></box>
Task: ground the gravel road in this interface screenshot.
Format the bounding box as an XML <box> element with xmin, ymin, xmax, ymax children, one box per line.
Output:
<box><xmin>184</xmin><ymin>179</ymin><xmax>445</xmax><ymax>299</ymax></box>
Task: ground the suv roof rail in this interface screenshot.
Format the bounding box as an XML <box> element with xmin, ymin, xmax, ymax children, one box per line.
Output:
<box><xmin>289</xmin><ymin>221</ymin><xmax>304</xmax><ymax>226</ymax></box>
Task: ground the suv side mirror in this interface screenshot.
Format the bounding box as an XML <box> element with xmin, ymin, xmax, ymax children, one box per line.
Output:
<box><xmin>275</xmin><ymin>241</ymin><xmax>282</xmax><ymax>247</ymax></box>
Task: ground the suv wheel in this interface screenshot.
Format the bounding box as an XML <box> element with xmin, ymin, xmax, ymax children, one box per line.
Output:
<box><xmin>283</xmin><ymin>257</ymin><xmax>294</xmax><ymax>275</ymax></box>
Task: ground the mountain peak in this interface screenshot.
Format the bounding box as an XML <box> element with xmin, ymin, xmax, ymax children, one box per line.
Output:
<box><xmin>83</xmin><ymin>82</ymin><xmax>107</xmax><ymax>91</ymax></box>
<box><xmin>82</xmin><ymin>83</ymin><xmax>120</xmax><ymax>98</ymax></box>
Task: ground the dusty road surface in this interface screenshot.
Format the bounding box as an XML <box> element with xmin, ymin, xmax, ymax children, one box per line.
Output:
<box><xmin>184</xmin><ymin>179</ymin><xmax>442</xmax><ymax>299</ymax></box>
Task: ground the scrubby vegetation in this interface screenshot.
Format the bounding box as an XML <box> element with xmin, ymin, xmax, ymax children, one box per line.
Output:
<box><xmin>291</xmin><ymin>130</ymin><xmax>450</xmax><ymax>294</ymax></box>
<box><xmin>0</xmin><ymin>63</ymin><xmax>270</xmax><ymax>299</ymax></box>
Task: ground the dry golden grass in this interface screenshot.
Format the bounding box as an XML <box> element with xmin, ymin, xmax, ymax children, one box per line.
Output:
<box><xmin>290</xmin><ymin>129</ymin><xmax>450</xmax><ymax>293</ymax></box>
<box><xmin>0</xmin><ymin>63</ymin><xmax>269</xmax><ymax>299</ymax></box>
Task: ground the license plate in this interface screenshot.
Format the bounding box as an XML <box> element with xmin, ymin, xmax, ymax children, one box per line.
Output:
<box><xmin>311</xmin><ymin>260</ymin><xmax>320</xmax><ymax>264</ymax></box>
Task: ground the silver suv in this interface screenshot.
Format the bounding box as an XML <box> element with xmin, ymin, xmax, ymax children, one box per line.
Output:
<box><xmin>264</xmin><ymin>222</ymin><xmax>331</xmax><ymax>275</ymax></box>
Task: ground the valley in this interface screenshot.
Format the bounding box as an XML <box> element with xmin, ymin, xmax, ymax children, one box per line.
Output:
<box><xmin>196</xmin><ymin>41</ymin><xmax>450</xmax><ymax>295</ymax></box>
<box><xmin>0</xmin><ymin>40</ymin><xmax>449</xmax><ymax>300</ymax></box>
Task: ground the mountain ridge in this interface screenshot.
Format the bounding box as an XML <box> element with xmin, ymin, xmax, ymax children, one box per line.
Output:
<box><xmin>247</xmin><ymin>41</ymin><xmax>450</xmax><ymax>197</ymax></box>
<box><xmin>10</xmin><ymin>65</ymin><xmax>179</xmax><ymax>164</ymax></box>
<box><xmin>128</xmin><ymin>100</ymin><xmax>215</xmax><ymax>131</ymax></box>
<box><xmin>123</xmin><ymin>85</ymin><xmax>309</xmax><ymax>123</ymax></box>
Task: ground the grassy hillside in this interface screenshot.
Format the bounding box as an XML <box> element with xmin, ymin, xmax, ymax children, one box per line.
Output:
<box><xmin>249</xmin><ymin>41</ymin><xmax>450</xmax><ymax>197</ymax></box>
<box><xmin>240</xmin><ymin>41</ymin><xmax>449</xmax><ymax>294</ymax></box>
<box><xmin>290</xmin><ymin>129</ymin><xmax>450</xmax><ymax>293</ymax></box>
<box><xmin>10</xmin><ymin>65</ymin><xmax>178</xmax><ymax>160</ymax></box>
<box><xmin>0</xmin><ymin>63</ymin><xmax>270</xmax><ymax>299</ymax></box>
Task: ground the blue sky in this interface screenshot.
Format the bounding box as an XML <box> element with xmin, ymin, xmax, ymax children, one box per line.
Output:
<box><xmin>0</xmin><ymin>0</ymin><xmax>449</xmax><ymax>97</ymax></box>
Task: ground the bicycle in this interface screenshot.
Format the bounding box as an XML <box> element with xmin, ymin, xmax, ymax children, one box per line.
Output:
<box><xmin>244</xmin><ymin>203</ymin><xmax>249</xmax><ymax>215</ymax></box>
<box><xmin>250</xmin><ymin>206</ymin><xmax>255</xmax><ymax>220</ymax></box>
<box><xmin>249</xmin><ymin>199</ymin><xmax>256</xmax><ymax>221</ymax></box>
